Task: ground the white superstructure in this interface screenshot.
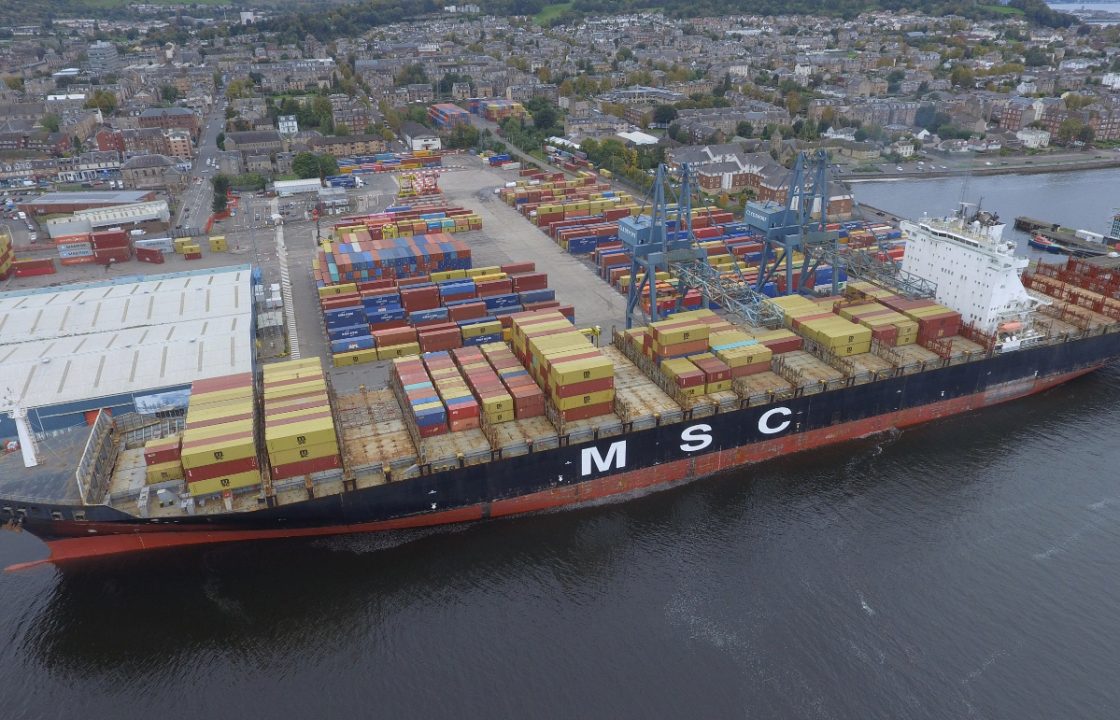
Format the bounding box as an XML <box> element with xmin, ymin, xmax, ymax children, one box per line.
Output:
<box><xmin>900</xmin><ymin>209</ymin><xmax>1041</xmax><ymax>333</ymax></box>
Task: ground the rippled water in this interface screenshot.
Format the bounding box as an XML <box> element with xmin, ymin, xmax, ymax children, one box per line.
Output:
<box><xmin>3</xmin><ymin>175</ymin><xmax>1120</xmax><ymax>719</ymax></box>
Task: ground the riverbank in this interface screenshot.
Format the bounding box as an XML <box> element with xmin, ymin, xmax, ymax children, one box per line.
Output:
<box><xmin>844</xmin><ymin>152</ymin><xmax>1120</xmax><ymax>182</ymax></box>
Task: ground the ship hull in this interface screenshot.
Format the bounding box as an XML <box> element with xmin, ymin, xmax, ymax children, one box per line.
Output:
<box><xmin>5</xmin><ymin>331</ymin><xmax>1120</xmax><ymax>569</ymax></box>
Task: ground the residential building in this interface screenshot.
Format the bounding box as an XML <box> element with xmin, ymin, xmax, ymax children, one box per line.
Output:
<box><xmin>225</xmin><ymin>129</ymin><xmax>283</xmax><ymax>155</ymax></box>
<box><xmin>308</xmin><ymin>134</ymin><xmax>388</xmax><ymax>157</ymax></box>
<box><xmin>138</xmin><ymin>107</ymin><xmax>201</xmax><ymax>140</ymax></box>
<box><xmin>87</xmin><ymin>41</ymin><xmax>120</xmax><ymax>77</ymax></box>
<box><xmin>400</xmin><ymin>121</ymin><xmax>441</xmax><ymax>151</ymax></box>
<box><xmin>121</xmin><ymin>154</ymin><xmax>185</xmax><ymax>190</ymax></box>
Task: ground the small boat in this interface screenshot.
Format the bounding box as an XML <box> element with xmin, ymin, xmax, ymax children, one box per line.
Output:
<box><xmin>1029</xmin><ymin>234</ymin><xmax>1063</xmax><ymax>253</ymax></box>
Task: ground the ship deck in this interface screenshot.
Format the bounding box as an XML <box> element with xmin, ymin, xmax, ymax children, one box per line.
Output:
<box><xmin>0</xmin><ymin>426</ymin><xmax>90</xmax><ymax>505</ymax></box>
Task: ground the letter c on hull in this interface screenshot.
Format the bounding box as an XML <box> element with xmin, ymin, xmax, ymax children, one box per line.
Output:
<box><xmin>758</xmin><ymin>407</ymin><xmax>792</xmax><ymax>435</ymax></box>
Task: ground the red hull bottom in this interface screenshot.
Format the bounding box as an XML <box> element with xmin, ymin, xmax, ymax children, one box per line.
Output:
<box><xmin>6</xmin><ymin>366</ymin><xmax>1097</xmax><ymax>571</ymax></box>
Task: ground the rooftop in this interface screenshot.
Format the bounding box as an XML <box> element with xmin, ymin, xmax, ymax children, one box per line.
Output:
<box><xmin>26</xmin><ymin>191</ymin><xmax>152</xmax><ymax>207</ymax></box>
<box><xmin>0</xmin><ymin>265</ymin><xmax>255</xmax><ymax>415</ymax></box>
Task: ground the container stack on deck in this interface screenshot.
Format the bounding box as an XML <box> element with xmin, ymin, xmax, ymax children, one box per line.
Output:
<box><xmin>510</xmin><ymin>310</ymin><xmax>616</xmax><ymax>423</ymax></box>
<box><xmin>143</xmin><ymin>434</ymin><xmax>183</xmax><ymax>484</ymax></box>
<box><xmin>180</xmin><ymin>373</ymin><xmax>260</xmax><ymax>497</ymax></box>
<box><xmin>263</xmin><ymin>359</ymin><xmax>342</xmax><ymax>480</ymax></box>
<box><xmin>392</xmin><ymin>357</ymin><xmax>450</xmax><ymax>437</ymax></box>
<box><xmin>452</xmin><ymin>347</ymin><xmax>517</xmax><ymax>424</ymax></box>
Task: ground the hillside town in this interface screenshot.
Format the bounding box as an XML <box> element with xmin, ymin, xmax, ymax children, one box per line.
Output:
<box><xmin>3</xmin><ymin>6</ymin><xmax>1120</xmax><ymax>214</ymax></box>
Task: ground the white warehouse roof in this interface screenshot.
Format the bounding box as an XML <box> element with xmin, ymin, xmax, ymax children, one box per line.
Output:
<box><xmin>0</xmin><ymin>265</ymin><xmax>254</xmax><ymax>414</ymax></box>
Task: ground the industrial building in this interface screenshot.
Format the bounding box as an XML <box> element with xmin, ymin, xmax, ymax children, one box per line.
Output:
<box><xmin>0</xmin><ymin>265</ymin><xmax>256</xmax><ymax>439</ymax></box>
<box><xmin>44</xmin><ymin>200</ymin><xmax>171</xmax><ymax>238</ymax></box>
<box><xmin>273</xmin><ymin>178</ymin><xmax>323</xmax><ymax>196</ymax></box>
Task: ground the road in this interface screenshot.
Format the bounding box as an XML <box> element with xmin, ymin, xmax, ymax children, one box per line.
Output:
<box><xmin>174</xmin><ymin>98</ymin><xmax>230</xmax><ymax>234</ymax></box>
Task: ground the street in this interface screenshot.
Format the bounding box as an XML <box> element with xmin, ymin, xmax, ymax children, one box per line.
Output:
<box><xmin>174</xmin><ymin>98</ymin><xmax>229</xmax><ymax>234</ymax></box>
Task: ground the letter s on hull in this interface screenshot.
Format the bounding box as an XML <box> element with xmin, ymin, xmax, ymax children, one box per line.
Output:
<box><xmin>758</xmin><ymin>407</ymin><xmax>793</xmax><ymax>435</ymax></box>
<box><xmin>680</xmin><ymin>423</ymin><xmax>713</xmax><ymax>452</ymax></box>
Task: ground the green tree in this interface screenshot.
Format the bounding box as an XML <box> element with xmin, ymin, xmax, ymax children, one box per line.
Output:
<box><xmin>3</xmin><ymin>76</ymin><xmax>23</xmax><ymax>92</ymax></box>
<box><xmin>652</xmin><ymin>104</ymin><xmax>678</xmax><ymax>125</ymax></box>
<box><xmin>41</xmin><ymin>113</ymin><xmax>60</xmax><ymax>132</ymax></box>
<box><xmin>160</xmin><ymin>85</ymin><xmax>181</xmax><ymax>103</ymax></box>
<box><xmin>736</xmin><ymin>121</ymin><xmax>753</xmax><ymax>138</ymax></box>
<box><xmin>292</xmin><ymin>152</ymin><xmax>338</xmax><ymax>179</ymax></box>
<box><xmin>334</xmin><ymin>122</ymin><xmax>350</xmax><ymax>136</ymax></box>
<box><xmin>949</xmin><ymin>65</ymin><xmax>975</xmax><ymax>88</ymax></box>
<box><xmin>446</xmin><ymin>123</ymin><xmax>480</xmax><ymax>149</ymax></box>
<box><xmin>211</xmin><ymin>174</ymin><xmax>230</xmax><ymax>213</ymax></box>
<box><xmin>84</xmin><ymin>89</ymin><xmax>118</xmax><ymax>114</ymax></box>
<box><xmin>216</xmin><ymin>131</ymin><xmax>225</xmax><ymax>150</ymax></box>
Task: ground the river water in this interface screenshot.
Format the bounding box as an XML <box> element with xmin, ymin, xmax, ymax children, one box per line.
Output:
<box><xmin>3</xmin><ymin>171</ymin><xmax>1120</xmax><ymax>719</ymax></box>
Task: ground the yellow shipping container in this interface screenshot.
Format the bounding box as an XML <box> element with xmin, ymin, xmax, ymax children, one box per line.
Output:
<box><xmin>706</xmin><ymin>380</ymin><xmax>733</xmax><ymax>394</ymax></box>
<box><xmin>317</xmin><ymin>283</ymin><xmax>358</xmax><ymax>298</ymax></box>
<box><xmin>480</xmin><ymin>394</ymin><xmax>513</xmax><ymax>414</ymax></box>
<box><xmin>263</xmin><ymin>379</ymin><xmax>329</xmax><ymax>400</ymax></box>
<box><xmin>716</xmin><ymin>345</ymin><xmax>773</xmax><ymax>367</ymax></box>
<box><xmin>188</xmin><ymin>470</ymin><xmax>260</xmax><ymax>497</ymax></box>
<box><xmin>265</xmin><ymin>358</ymin><xmax>323</xmax><ymax>376</ymax></box>
<box><xmin>180</xmin><ymin>434</ymin><xmax>257</xmax><ymax>469</ymax></box>
<box><xmin>461</xmin><ymin>321</ymin><xmax>501</xmax><ymax>339</ymax></box>
<box><xmin>333</xmin><ymin>348</ymin><xmax>378</xmax><ymax>366</ymax></box>
<box><xmin>556</xmin><ymin>389</ymin><xmax>615</xmax><ymax>411</ymax></box>
<box><xmin>208</xmin><ymin>237</ymin><xmax>228</xmax><ymax>252</ymax></box>
<box><xmin>377</xmin><ymin>342</ymin><xmax>421</xmax><ymax>360</ymax></box>
<box><xmin>660</xmin><ymin>358</ymin><xmax>697</xmax><ymax>378</ymax></box>
<box><xmin>264</xmin><ymin>416</ymin><xmax>337</xmax><ymax>454</ymax></box>
<box><xmin>550</xmin><ymin>356</ymin><xmax>614</xmax><ymax>385</ymax></box>
<box><xmin>833</xmin><ymin>341</ymin><xmax>873</xmax><ymax>357</ymax></box>
<box><xmin>182</xmin><ymin>418</ymin><xmax>254</xmax><ymax>442</ymax></box>
<box><xmin>466</xmin><ymin>266</ymin><xmax>501</xmax><ymax>278</ymax></box>
<box><xmin>146</xmin><ymin>460</ymin><xmax>183</xmax><ymax>484</ymax></box>
<box><xmin>484</xmin><ymin>409</ymin><xmax>515</xmax><ymax>424</ymax></box>
<box><xmin>268</xmin><ymin>441</ymin><xmax>340</xmax><ymax>466</ymax></box>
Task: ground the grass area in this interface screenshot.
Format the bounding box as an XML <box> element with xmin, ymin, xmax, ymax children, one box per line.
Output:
<box><xmin>981</xmin><ymin>4</ymin><xmax>1025</xmax><ymax>13</ymax></box>
<box><xmin>533</xmin><ymin>2</ymin><xmax>572</xmax><ymax>25</ymax></box>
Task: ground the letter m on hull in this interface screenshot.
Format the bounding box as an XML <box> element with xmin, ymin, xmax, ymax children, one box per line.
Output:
<box><xmin>581</xmin><ymin>441</ymin><xmax>627</xmax><ymax>477</ymax></box>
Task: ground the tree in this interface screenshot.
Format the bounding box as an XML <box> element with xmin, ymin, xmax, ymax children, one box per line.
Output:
<box><xmin>292</xmin><ymin>152</ymin><xmax>338</xmax><ymax>179</ymax></box>
<box><xmin>334</xmin><ymin>122</ymin><xmax>350</xmax><ymax>136</ymax></box>
<box><xmin>446</xmin><ymin>123</ymin><xmax>480</xmax><ymax>149</ymax></box>
<box><xmin>211</xmin><ymin>174</ymin><xmax>230</xmax><ymax>213</ymax></box>
<box><xmin>949</xmin><ymin>65</ymin><xmax>975</xmax><ymax>88</ymax></box>
<box><xmin>3</xmin><ymin>76</ymin><xmax>23</xmax><ymax>92</ymax></box>
<box><xmin>736</xmin><ymin>121</ymin><xmax>753</xmax><ymax>138</ymax></box>
<box><xmin>160</xmin><ymin>85</ymin><xmax>181</xmax><ymax>103</ymax></box>
<box><xmin>1023</xmin><ymin>47</ymin><xmax>1050</xmax><ymax>67</ymax></box>
<box><xmin>532</xmin><ymin>103</ymin><xmax>557</xmax><ymax>131</ymax></box>
<box><xmin>216</xmin><ymin>132</ymin><xmax>225</xmax><ymax>151</ymax></box>
<box><xmin>394</xmin><ymin>63</ymin><xmax>429</xmax><ymax>87</ymax></box>
<box><xmin>41</xmin><ymin>113</ymin><xmax>60</xmax><ymax>132</ymax></box>
<box><xmin>84</xmin><ymin>89</ymin><xmax>118</xmax><ymax>114</ymax></box>
<box><xmin>652</xmin><ymin>104</ymin><xmax>678</xmax><ymax>125</ymax></box>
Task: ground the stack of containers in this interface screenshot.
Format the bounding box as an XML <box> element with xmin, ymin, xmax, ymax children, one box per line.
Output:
<box><xmin>324</xmin><ymin>297</ymin><xmax>373</xmax><ymax>357</ymax></box>
<box><xmin>660</xmin><ymin>358</ymin><xmax>707</xmax><ymax>398</ymax></box>
<box><xmin>422</xmin><ymin>351</ymin><xmax>481</xmax><ymax>432</ymax></box>
<box><xmin>392</xmin><ymin>357</ymin><xmax>449</xmax><ymax>437</ymax></box>
<box><xmin>180</xmin><ymin>373</ymin><xmax>260</xmax><ymax>497</ymax></box>
<box><xmin>143</xmin><ymin>434</ymin><xmax>183</xmax><ymax>484</ymax></box>
<box><xmin>90</xmin><ymin>229</ymin><xmax>131</xmax><ymax>265</ymax></box>
<box><xmin>798</xmin><ymin>316</ymin><xmax>873</xmax><ymax>357</ymax></box>
<box><xmin>0</xmin><ymin>230</ymin><xmax>12</xmax><ymax>280</ymax></box>
<box><xmin>452</xmin><ymin>347</ymin><xmax>515</xmax><ymax>424</ymax></box>
<box><xmin>880</xmin><ymin>298</ymin><xmax>961</xmax><ymax>343</ymax></box>
<box><xmin>55</xmin><ymin>233</ymin><xmax>94</xmax><ymax>266</ymax></box>
<box><xmin>209</xmin><ymin>235</ymin><xmax>228</xmax><ymax>252</ymax></box>
<box><xmin>646</xmin><ymin>316</ymin><xmax>711</xmax><ymax>364</ymax></box>
<box><xmin>838</xmin><ymin>302</ymin><xmax>919</xmax><ymax>346</ymax></box>
<box><xmin>708</xmin><ymin>330</ymin><xmax>773</xmax><ymax>377</ymax></box>
<box><xmin>479</xmin><ymin>342</ymin><xmax>546</xmax><ymax>418</ymax></box>
<box><xmin>688</xmin><ymin>353</ymin><xmax>733</xmax><ymax>394</ymax></box>
<box><xmin>263</xmin><ymin>358</ymin><xmax>343</xmax><ymax>479</ymax></box>
<box><xmin>510</xmin><ymin>310</ymin><xmax>615</xmax><ymax>423</ymax></box>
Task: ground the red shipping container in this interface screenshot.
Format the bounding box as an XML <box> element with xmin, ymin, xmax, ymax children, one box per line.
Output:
<box><xmin>369</xmin><ymin>319</ymin><xmax>410</xmax><ymax>332</ymax></box>
<box><xmin>186</xmin><ymin>411</ymin><xmax>256</xmax><ymax>430</ymax></box>
<box><xmin>270</xmin><ymin>453</ymin><xmax>342</xmax><ymax>480</ymax></box>
<box><xmin>419</xmin><ymin>330</ymin><xmax>462</xmax><ymax>352</ymax></box>
<box><xmin>185</xmin><ymin>455</ymin><xmax>260</xmax><ymax>483</ymax></box>
<box><xmin>144</xmin><ymin>444</ymin><xmax>181</xmax><ymax>466</ymax></box>
<box><xmin>417</xmin><ymin>422</ymin><xmax>448</xmax><ymax>438</ymax></box>
<box><xmin>449</xmin><ymin>416</ymin><xmax>480</xmax><ymax>432</ymax></box>
<box><xmin>373</xmin><ymin>326</ymin><xmax>418</xmax><ymax>346</ymax></box>
<box><xmin>554</xmin><ymin>376</ymin><xmax>614</xmax><ymax>398</ymax></box>
<box><xmin>401</xmin><ymin>287</ymin><xmax>441</xmax><ymax>311</ymax></box>
<box><xmin>93</xmin><ymin>247</ymin><xmax>131</xmax><ymax>264</ymax></box>
<box><xmin>759</xmin><ymin>335</ymin><xmax>803</xmax><ymax>354</ymax></box>
<box><xmin>135</xmin><ymin>247</ymin><xmax>164</xmax><ymax>264</ymax></box>
<box><xmin>692</xmin><ymin>357</ymin><xmax>731</xmax><ymax>383</ymax></box>
<box><xmin>445</xmin><ymin>398</ymin><xmax>479</xmax><ymax>421</ymax></box>
<box><xmin>501</xmin><ymin>262</ymin><xmax>536</xmax><ymax>274</ymax></box>
<box><xmin>476</xmin><ymin>279</ymin><xmax>514</xmax><ymax>296</ymax></box>
<box><xmin>730</xmin><ymin>361</ymin><xmax>772</xmax><ymax>378</ymax></box>
<box><xmin>871</xmin><ymin>326</ymin><xmax>898</xmax><ymax>345</ymax></box>
<box><xmin>510</xmin><ymin>272</ymin><xmax>548</xmax><ymax>292</ymax></box>
<box><xmin>559</xmin><ymin>402</ymin><xmax>614</xmax><ymax>423</ymax></box>
<box><xmin>13</xmin><ymin>258</ymin><xmax>56</xmax><ymax>276</ymax></box>
<box><xmin>184</xmin><ymin>252</ymin><xmax>202</xmax><ymax>260</ymax></box>
<box><xmin>448</xmin><ymin>302</ymin><xmax>488</xmax><ymax>321</ymax></box>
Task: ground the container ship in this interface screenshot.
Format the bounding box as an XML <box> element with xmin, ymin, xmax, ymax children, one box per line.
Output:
<box><xmin>3</xmin><ymin>205</ymin><xmax>1120</xmax><ymax>571</ymax></box>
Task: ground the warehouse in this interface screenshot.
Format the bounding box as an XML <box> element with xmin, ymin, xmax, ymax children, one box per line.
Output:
<box><xmin>273</xmin><ymin>178</ymin><xmax>323</xmax><ymax>196</ymax></box>
<box><xmin>45</xmin><ymin>200</ymin><xmax>171</xmax><ymax>238</ymax></box>
<box><xmin>0</xmin><ymin>265</ymin><xmax>255</xmax><ymax>439</ymax></box>
<box><xmin>19</xmin><ymin>190</ymin><xmax>156</xmax><ymax>216</ymax></box>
